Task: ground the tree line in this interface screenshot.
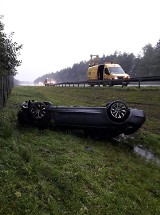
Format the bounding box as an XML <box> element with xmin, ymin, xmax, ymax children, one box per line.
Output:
<box><xmin>34</xmin><ymin>40</ymin><xmax>160</xmax><ymax>84</ymax></box>
<box><xmin>0</xmin><ymin>16</ymin><xmax>22</xmax><ymax>78</ymax></box>
<box><xmin>0</xmin><ymin>16</ymin><xmax>22</xmax><ymax>108</ymax></box>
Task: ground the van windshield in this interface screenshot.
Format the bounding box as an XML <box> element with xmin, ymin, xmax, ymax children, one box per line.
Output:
<box><xmin>108</xmin><ymin>67</ymin><xmax>125</xmax><ymax>74</ymax></box>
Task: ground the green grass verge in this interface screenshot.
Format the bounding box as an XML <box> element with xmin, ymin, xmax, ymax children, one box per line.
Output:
<box><xmin>0</xmin><ymin>86</ymin><xmax>160</xmax><ymax>215</ymax></box>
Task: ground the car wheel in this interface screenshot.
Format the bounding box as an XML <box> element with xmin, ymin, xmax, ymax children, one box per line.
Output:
<box><xmin>107</xmin><ymin>100</ymin><xmax>130</xmax><ymax>123</ymax></box>
<box><xmin>29</xmin><ymin>102</ymin><xmax>47</xmax><ymax>120</ymax></box>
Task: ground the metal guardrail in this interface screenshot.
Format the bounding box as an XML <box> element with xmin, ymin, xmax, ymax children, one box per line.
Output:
<box><xmin>0</xmin><ymin>75</ymin><xmax>13</xmax><ymax>109</ymax></box>
<box><xmin>51</xmin><ymin>76</ymin><xmax>160</xmax><ymax>88</ymax></box>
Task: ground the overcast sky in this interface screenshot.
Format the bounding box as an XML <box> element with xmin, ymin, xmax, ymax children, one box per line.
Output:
<box><xmin>0</xmin><ymin>0</ymin><xmax>160</xmax><ymax>82</ymax></box>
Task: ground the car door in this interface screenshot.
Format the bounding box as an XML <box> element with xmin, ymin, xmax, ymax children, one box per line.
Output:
<box><xmin>53</xmin><ymin>107</ymin><xmax>85</xmax><ymax>126</ymax></box>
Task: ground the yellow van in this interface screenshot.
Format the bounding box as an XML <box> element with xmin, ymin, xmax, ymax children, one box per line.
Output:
<box><xmin>87</xmin><ymin>55</ymin><xmax>130</xmax><ymax>86</ymax></box>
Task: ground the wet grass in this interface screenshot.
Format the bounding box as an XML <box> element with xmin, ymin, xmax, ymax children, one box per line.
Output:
<box><xmin>0</xmin><ymin>86</ymin><xmax>160</xmax><ymax>215</ymax></box>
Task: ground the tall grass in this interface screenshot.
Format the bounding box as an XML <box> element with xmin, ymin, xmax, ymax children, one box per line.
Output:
<box><xmin>0</xmin><ymin>86</ymin><xmax>160</xmax><ymax>215</ymax></box>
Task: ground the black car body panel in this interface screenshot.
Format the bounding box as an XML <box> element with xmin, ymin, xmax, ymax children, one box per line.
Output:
<box><xmin>18</xmin><ymin>100</ymin><xmax>146</xmax><ymax>137</ymax></box>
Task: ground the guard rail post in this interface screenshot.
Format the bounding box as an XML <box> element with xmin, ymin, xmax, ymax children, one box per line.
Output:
<box><xmin>122</xmin><ymin>80</ymin><xmax>124</xmax><ymax>88</ymax></box>
<box><xmin>98</xmin><ymin>81</ymin><xmax>100</xmax><ymax>87</ymax></box>
<box><xmin>138</xmin><ymin>79</ymin><xmax>141</xmax><ymax>88</ymax></box>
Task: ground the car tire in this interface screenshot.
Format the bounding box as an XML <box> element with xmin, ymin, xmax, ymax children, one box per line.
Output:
<box><xmin>29</xmin><ymin>102</ymin><xmax>47</xmax><ymax>120</ymax></box>
<box><xmin>28</xmin><ymin>102</ymin><xmax>54</xmax><ymax>128</ymax></box>
<box><xmin>106</xmin><ymin>100</ymin><xmax>130</xmax><ymax>123</ymax></box>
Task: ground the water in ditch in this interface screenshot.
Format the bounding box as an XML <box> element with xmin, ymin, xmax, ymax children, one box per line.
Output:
<box><xmin>134</xmin><ymin>145</ymin><xmax>160</xmax><ymax>165</ymax></box>
<box><xmin>113</xmin><ymin>134</ymin><xmax>160</xmax><ymax>165</ymax></box>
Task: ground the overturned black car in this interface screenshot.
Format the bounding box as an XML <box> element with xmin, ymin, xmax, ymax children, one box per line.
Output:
<box><xmin>18</xmin><ymin>100</ymin><xmax>146</xmax><ymax>137</ymax></box>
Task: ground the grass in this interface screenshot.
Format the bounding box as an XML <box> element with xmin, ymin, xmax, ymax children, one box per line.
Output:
<box><xmin>0</xmin><ymin>86</ymin><xmax>160</xmax><ymax>215</ymax></box>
